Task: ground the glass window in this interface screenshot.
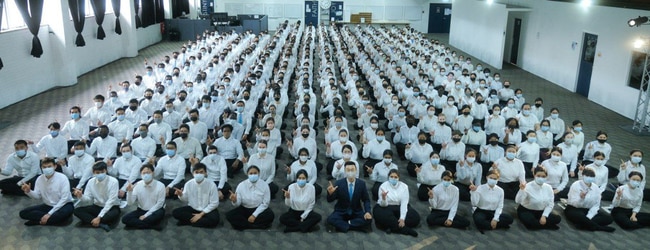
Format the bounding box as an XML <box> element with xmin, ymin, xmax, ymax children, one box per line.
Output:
<box><xmin>1</xmin><ymin>0</ymin><xmax>27</xmax><ymax>31</ymax></box>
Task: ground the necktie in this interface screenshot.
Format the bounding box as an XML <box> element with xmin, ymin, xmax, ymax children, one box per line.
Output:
<box><xmin>238</xmin><ymin>113</ymin><xmax>243</xmax><ymax>124</ymax></box>
<box><xmin>348</xmin><ymin>183</ymin><xmax>354</xmax><ymax>201</ymax></box>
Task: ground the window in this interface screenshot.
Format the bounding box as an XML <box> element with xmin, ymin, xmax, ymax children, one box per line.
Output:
<box><xmin>84</xmin><ymin>0</ymin><xmax>114</xmax><ymax>17</ymax></box>
<box><xmin>1</xmin><ymin>0</ymin><xmax>27</xmax><ymax>31</ymax></box>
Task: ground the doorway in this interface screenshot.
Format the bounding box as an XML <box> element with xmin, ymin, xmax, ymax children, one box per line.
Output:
<box><xmin>428</xmin><ymin>4</ymin><xmax>452</xmax><ymax>33</ymax></box>
<box><xmin>576</xmin><ymin>33</ymin><xmax>598</xmax><ymax>97</ymax></box>
<box><xmin>509</xmin><ymin>18</ymin><xmax>522</xmax><ymax>65</ymax></box>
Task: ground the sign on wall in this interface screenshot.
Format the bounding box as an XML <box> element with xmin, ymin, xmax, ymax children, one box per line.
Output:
<box><xmin>305</xmin><ymin>1</ymin><xmax>319</xmax><ymax>26</ymax></box>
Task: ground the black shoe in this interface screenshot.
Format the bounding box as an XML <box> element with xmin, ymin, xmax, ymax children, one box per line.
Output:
<box><xmin>284</xmin><ymin>226</ymin><xmax>299</xmax><ymax>233</ymax></box>
<box><xmin>403</xmin><ymin>227</ymin><xmax>418</xmax><ymax>237</ymax></box>
<box><xmin>24</xmin><ymin>221</ymin><xmax>39</xmax><ymax>226</ymax></box>
<box><xmin>326</xmin><ymin>224</ymin><xmax>335</xmax><ymax>233</ymax></box>
<box><xmin>99</xmin><ymin>223</ymin><xmax>111</xmax><ymax>232</ymax></box>
<box><xmin>599</xmin><ymin>226</ymin><xmax>615</xmax><ymax>232</ymax></box>
<box><xmin>151</xmin><ymin>224</ymin><xmax>163</xmax><ymax>231</ymax></box>
<box><xmin>385</xmin><ymin>228</ymin><xmax>392</xmax><ymax>234</ymax></box>
<box><xmin>305</xmin><ymin>225</ymin><xmax>319</xmax><ymax>233</ymax></box>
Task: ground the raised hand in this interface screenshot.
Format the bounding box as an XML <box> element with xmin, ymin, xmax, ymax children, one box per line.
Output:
<box><xmin>283</xmin><ymin>189</ymin><xmax>290</xmax><ymax>199</ymax></box>
<box><xmin>365</xmin><ymin>165</ymin><xmax>372</xmax><ymax>174</ymax></box>
<box><xmin>620</xmin><ymin>159</ymin><xmax>627</xmax><ymax>170</ymax></box>
<box><xmin>126</xmin><ymin>182</ymin><xmax>134</xmax><ymax>192</ymax></box>
<box><xmin>73</xmin><ymin>188</ymin><xmax>83</xmax><ymax>199</ymax></box>
<box><xmin>229</xmin><ymin>190</ymin><xmax>237</xmax><ymax>202</ymax></box>
<box><xmin>414</xmin><ymin>164</ymin><xmax>422</xmax><ymax>174</ymax></box>
<box><xmin>21</xmin><ymin>183</ymin><xmax>31</xmax><ymax>193</ymax></box>
<box><xmin>428</xmin><ymin>187</ymin><xmax>433</xmax><ymax>199</ymax></box>
<box><xmin>519</xmin><ymin>182</ymin><xmax>526</xmax><ymax>190</ymax></box>
<box><xmin>616</xmin><ymin>187</ymin><xmax>623</xmax><ymax>200</ymax></box>
<box><xmin>381</xmin><ymin>189</ymin><xmax>389</xmax><ymax>200</ymax></box>
<box><xmin>174</xmin><ymin>188</ymin><xmax>183</xmax><ymax>197</ymax></box>
<box><xmin>490</xmin><ymin>220</ymin><xmax>497</xmax><ymax>229</ymax></box>
<box><xmin>327</xmin><ymin>181</ymin><xmax>338</xmax><ymax>195</ymax></box>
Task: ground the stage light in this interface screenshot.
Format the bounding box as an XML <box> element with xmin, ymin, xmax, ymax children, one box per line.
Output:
<box><xmin>629</xmin><ymin>16</ymin><xmax>649</xmax><ymax>27</ymax></box>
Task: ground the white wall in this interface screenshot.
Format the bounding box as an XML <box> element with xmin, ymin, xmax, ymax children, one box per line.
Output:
<box><xmin>449</xmin><ymin>0</ymin><xmax>507</xmax><ymax>69</ymax></box>
<box><xmin>213</xmin><ymin>0</ymin><xmax>454</xmax><ymax>33</ymax></box>
<box><xmin>0</xmin><ymin>0</ymin><xmax>161</xmax><ymax>109</ymax></box>
<box><xmin>453</xmin><ymin>0</ymin><xmax>650</xmax><ymax>119</ymax></box>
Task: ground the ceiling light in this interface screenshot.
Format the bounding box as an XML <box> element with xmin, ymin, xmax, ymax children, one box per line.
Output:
<box><xmin>629</xmin><ymin>16</ymin><xmax>649</xmax><ymax>27</ymax></box>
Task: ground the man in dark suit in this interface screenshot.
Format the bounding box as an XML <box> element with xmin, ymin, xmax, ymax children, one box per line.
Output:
<box><xmin>326</xmin><ymin>161</ymin><xmax>373</xmax><ymax>232</ymax></box>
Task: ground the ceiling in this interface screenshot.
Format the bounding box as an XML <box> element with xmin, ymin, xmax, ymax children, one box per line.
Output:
<box><xmin>548</xmin><ymin>0</ymin><xmax>650</xmax><ymax>11</ymax></box>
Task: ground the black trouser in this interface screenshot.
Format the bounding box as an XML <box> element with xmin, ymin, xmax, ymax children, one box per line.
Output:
<box><xmin>160</xmin><ymin>179</ymin><xmax>185</xmax><ymax>198</ymax></box>
<box><xmin>373</xmin><ymin>204</ymin><xmax>420</xmax><ymax>234</ymax></box>
<box><xmin>19</xmin><ymin>202</ymin><xmax>74</xmax><ymax>225</ymax></box>
<box><xmin>362</xmin><ymin>159</ymin><xmax>381</xmax><ymax>177</ymax></box>
<box><xmin>0</xmin><ymin>176</ymin><xmax>37</xmax><ymax>196</ymax></box>
<box><xmin>121</xmin><ymin>207</ymin><xmax>165</xmax><ymax>229</ymax></box>
<box><xmin>225</xmin><ymin>158</ymin><xmax>242</xmax><ymax>178</ymax></box>
<box><xmin>523</xmin><ymin>162</ymin><xmax>534</xmax><ymax>179</ymax></box>
<box><xmin>472</xmin><ymin>208</ymin><xmax>513</xmax><ymax>232</ymax></box>
<box><xmin>426</xmin><ymin>209</ymin><xmax>470</xmax><ymax>229</ymax></box>
<box><xmin>441</xmin><ymin>160</ymin><xmax>458</xmax><ymax>174</ymax></box>
<box><xmin>326</xmin><ymin>159</ymin><xmax>337</xmax><ymax>176</ymax></box>
<box><xmin>226</xmin><ymin>206</ymin><xmax>275</xmax><ymax>230</ymax></box>
<box><xmin>497</xmin><ymin>181</ymin><xmax>519</xmax><ymax>200</ymax></box>
<box><xmin>611</xmin><ymin>207</ymin><xmax>650</xmax><ymax>230</ymax></box>
<box><xmin>279</xmin><ymin>208</ymin><xmax>322</xmax><ymax>232</ymax></box>
<box><xmin>371</xmin><ymin>182</ymin><xmax>382</xmax><ymax>201</ymax></box>
<box><xmin>74</xmin><ymin>205</ymin><xmax>121</xmax><ymax>225</ymax></box>
<box><xmin>456</xmin><ymin>183</ymin><xmax>471</xmax><ymax>201</ymax></box>
<box><xmin>172</xmin><ymin>206</ymin><xmax>220</xmax><ymax>228</ymax></box>
<box><xmin>564</xmin><ymin>205</ymin><xmax>613</xmax><ymax>231</ymax></box>
<box><xmin>516</xmin><ymin>205</ymin><xmax>561</xmax><ymax>230</ymax></box>
<box><xmin>418</xmin><ymin>184</ymin><xmax>435</xmax><ymax>201</ymax></box>
<box><xmin>268</xmin><ymin>182</ymin><xmax>279</xmax><ymax>200</ymax></box>
<box><xmin>406</xmin><ymin>161</ymin><xmax>422</xmax><ymax>178</ymax></box>
<box><xmin>554</xmin><ymin>188</ymin><xmax>569</xmax><ymax>201</ymax></box>
<box><xmin>216</xmin><ymin>181</ymin><xmax>232</xmax><ymax>200</ymax></box>
<box><xmin>395</xmin><ymin>143</ymin><xmax>407</xmax><ymax>161</ymax></box>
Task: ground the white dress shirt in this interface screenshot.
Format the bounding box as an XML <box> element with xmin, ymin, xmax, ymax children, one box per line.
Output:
<box><xmin>63</xmin><ymin>153</ymin><xmax>95</xmax><ymax>189</ymax></box>
<box><xmin>378</xmin><ymin>181</ymin><xmax>410</xmax><ymax>220</ymax></box>
<box><xmin>536</xmin><ymin>130</ymin><xmax>554</xmax><ymax>149</ymax></box>
<box><xmin>417</xmin><ymin>162</ymin><xmax>446</xmax><ymax>186</ymax></box>
<box><xmin>290</xmin><ymin>137</ymin><xmax>318</xmax><ymax>160</ymax></box>
<box><xmin>393</xmin><ymin>125</ymin><xmax>419</xmax><ymax>144</ymax></box>
<box><xmin>331</xmin><ymin>159</ymin><xmax>359</xmax><ymax>180</ymax></box>
<box><xmin>179</xmin><ymin>178</ymin><xmax>220</xmax><ymax>213</ymax></box>
<box><xmin>328</xmin><ymin>141</ymin><xmax>358</xmax><ymax>160</ymax></box>
<box><xmin>88</xmin><ymin>136</ymin><xmax>118</xmax><ymax>159</ymax></box>
<box><xmin>148</xmin><ymin>122</ymin><xmax>173</xmax><ymax>145</ymax></box>
<box><xmin>232</xmin><ymin>179</ymin><xmax>271</xmax><ymax>217</ymax></box>
<box><xmin>371</xmin><ymin>161</ymin><xmax>398</xmax><ymax>183</ymax></box>
<box><xmin>362</xmin><ymin>140</ymin><xmax>391</xmax><ymax>160</ymax></box>
<box><xmin>108</xmin><ymin>156</ymin><xmax>142</xmax><ymax>191</ymax></box>
<box><xmin>406</xmin><ymin>143</ymin><xmax>433</xmax><ymax>164</ymax></box>
<box><xmin>173</xmin><ymin>137</ymin><xmax>203</xmax><ymax>160</ymax></box>
<box><xmin>33</xmin><ymin>134</ymin><xmax>68</xmax><ymax>161</ymax></box>
<box><xmin>480</xmin><ymin>144</ymin><xmax>504</xmax><ymax>163</ymax></box>
<box><xmin>541</xmin><ymin>159</ymin><xmax>569</xmax><ymax>191</ymax></box>
<box><xmin>617</xmin><ymin>161</ymin><xmax>646</xmax><ymax>187</ymax></box>
<box><xmin>580</xmin><ymin>163</ymin><xmax>609</xmax><ymax>193</ymax></box>
<box><xmin>200</xmin><ymin>154</ymin><xmax>228</xmax><ymax>189</ymax></box>
<box><xmin>517</xmin><ymin>141</ymin><xmax>540</xmax><ymax>165</ymax></box>
<box><xmin>430</xmin><ymin>123</ymin><xmax>452</xmax><ymax>144</ymax></box>
<box><xmin>288</xmin><ymin>160</ymin><xmax>318</xmax><ymax>185</ymax></box>
<box><xmin>456</xmin><ymin>162</ymin><xmax>482</xmax><ymax>186</ymax></box>
<box><xmin>493</xmin><ymin>157</ymin><xmax>525</xmax><ymax>183</ymax></box>
<box><xmin>285</xmin><ymin>183</ymin><xmax>316</xmax><ymax>219</ymax></box>
<box><xmin>515</xmin><ymin>181</ymin><xmax>554</xmax><ymax>217</ymax></box>
<box><xmin>27</xmin><ymin>172</ymin><xmax>73</xmax><ymax>215</ymax></box>
<box><xmin>471</xmin><ymin>184</ymin><xmax>504</xmax><ymax>221</ymax></box>
<box><xmin>154</xmin><ymin>155</ymin><xmax>186</xmax><ymax>188</ymax></box>
<box><xmin>213</xmin><ymin>136</ymin><xmax>244</xmax><ymax>160</ymax></box>
<box><xmin>557</xmin><ymin>142</ymin><xmax>578</xmax><ymax>172</ymax></box>
<box><xmin>80</xmin><ymin>176</ymin><xmax>121</xmax><ymax>217</ymax></box>
<box><xmin>583</xmin><ymin>141</ymin><xmax>612</xmax><ymax>162</ymax></box>
<box><xmin>186</xmin><ymin>121</ymin><xmax>209</xmax><ymax>144</ymax></box>
<box><xmin>62</xmin><ymin>119</ymin><xmax>89</xmax><ymax>140</ymax></box>
<box><xmin>108</xmin><ymin>119</ymin><xmax>134</xmax><ymax>142</ymax></box>
<box><xmin>130</xmin><ymin>136</ymin><xmax>156</xmax><ymax>161</ymax></box>
<box><xmin>612</xmin><ymin>183</ymin><xmax>643</xmax><ymax>213</ymax></box>
<box><xmin>245</xmin><ymin>153</ymin><xmax>276</xmax><ymax>184</ymax></box>
<box><xmin>441</xmin><ymin>142</ymin><xmax>465</xmax><ymax>161</ymax></box>
<box><xmin>567</xmin><ymin>180</ymin><xmax>601</xmax><ymax>219</ymax></box>
<box><xmin>430</xmin><ymin>183</ymin><xmax>460</xmax><ymax>221</ymax></box>
<box><xmin>1</xmin><ymin>151</ymin><xmax>40</xmax><ymax>185</ymax></box>
<box><xmin>127</xmin><ymin>179</ymin><xmax>166</xmax><ymax>217</ymax></box>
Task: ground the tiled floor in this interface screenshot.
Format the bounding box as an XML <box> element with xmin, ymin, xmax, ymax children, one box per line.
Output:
<box><xmin>0</xmin><ymin>32</ymin><xmax>649</xmax><ymax>249</ymax></box>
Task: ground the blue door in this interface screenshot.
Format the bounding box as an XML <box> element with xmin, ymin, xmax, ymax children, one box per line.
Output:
<box><xmin>576</xmin><ymin>33</ymin><xmax>598</xmax><ymax>97</ymax></box>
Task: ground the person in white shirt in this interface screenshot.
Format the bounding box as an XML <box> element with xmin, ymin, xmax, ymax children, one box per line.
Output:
<box><xmin>611</xmin><ymin>171</ymin><xmax>650</xmax><ymax>229</ymax></box>
<box><xmin>211</xmin><ymin>124</ymin><xmax>245</xmax><ymax>178</ymax></box>
<box><xmin>405</xmin><ymin>132</ymin><xmax>434</xmax><ymax>177</ymax></box>
<box><xmin>280</xmin><ymin>169</ymin><xmax>322</xmax><ymax>233</ymax></box>
<box><xmin>426</xmin><ymin>170</ymin><xmax>470</xmax><ymax>229</ymax></box>
<box><xmin>368</xmin><ymin>150</ymin><xmax>398</xmax><ymax>201</ymax></box>
<box><xmin>517</xmin><ymin>130</ymin><xmax>540</xmax><ymax>178</ymax></box>
<box><xmin>122</xmin><ymin>164</ymin><xmax>166</xmax><ymax>230</ymax></box>
<box><xmin>108</xmin><ymin>144</ymin><xmax>142</xmax><ymax>198</ymax></box>
<box><xmin>501</xmin><ymin>118</ymin><xmax>522</xmax><ymax>147</ymax></box>
<box><xmin>62</xmin><ymin>141</ymin><xmax>95</xmax><ymax>189</ymax></box>
<box><xmin>492</xmin><ymin>146</ymin><xmax>526</xmax><ymax>200</ymax></box>
<box><xmin>416</xmin><ymin>152</ymin><xmax>446</xmax><ymax>201</ymax></box>
<box><xmin>462</xmin><ymin>121</ymin><xmax>486</xmax><ymax>155</ymax></box>
<box><xmin>546</xmin><ymin>108</ymin><xmax>566</xmax><ymax>143</ymax></box>
<box><xmin>19</xmin><ymin>158</ymin><xmax>74</xmax><ymax>226</ymax></box>
<box><xmin>531</xmin><ymin>98</ymin><xmax>544</xmax><ymax>122</ymax></box>
<box><xmin>440</xmin><ymin>130</ymin><xmax>465</xmax><ymax>173</ymax></box>
<box><xmin>569</xmin><ymin>120</ymin><xmax>585</xmax><ymax>152</ymax></box>
<box><xmin>515</xmin><ymin>167</ymin><xmax>561</xmax><ymax>230</ymax></box>
<box><xmin>198</xmin><ymin>145</ymin><xmax>230</xmax><ymax>200</ymax></box>
<box><xmin>0</xmin><ymin>140</ymin><xmax>41</xmax><ymax>195</ymax></box>
<box><xmin>456</xmin><ymin>150</ymin><xmax>483</xmax><ymax>201</ymax></box>
<box><xmin>557</xmin><ymin>132</ymin><xmax>579</xmax><ymax>177</ymax></box>
<box><xmin>131</xmin><ymin>124</ymin><xmax>156</xmax><ymax>162</ymax></box>
<box><xmin>107</xmin><ymin>108</ymin><xmax>134</xmax><ymax>145</ymax></box>
<box><xmin>582</xmin><ymin>131</ymin><xmax>618</xmax><ymax>178</ymax></box>
<box><xmin>325</xmin><ymin>129</ymin><xmax>358</xmax><ymax>174</ymax></box>
<box><xmin>30</xmin><ymin>122</ymin><xmax>68</xmax><ymax>162</ymax></box>
<box><xmin>564</xmin><ymin>168</ymin><xmax>615</xmax><ymax>232</ymax></box>
<box><xmin>373</xmin><ymin>169</ymin><xmax>420</xmax><ymax>237</ymax></box>
<box><xmin>87</xmin><ymin>125</ymin><xmax>118</xmax><ymax>161</ymax></box>
<box><xmin>186</xmin><ymin>109</ymin><xmax>209</xmax><ymax>144</ymax></box>
<box><xmin>172</xmin><ymin>163</ymin><xmax>220</xmax><ymax>228</ymax></box>
<box><xmin>616</xmin><ymin>149</ymin><xmax>649</xmax><ymax>201</ymax></box>
<box><xmin>480</xmin><ymin>134</ymin><xmax>504</xmax><ymax>174</ymax></box>
<box><xmin>244</xmin><ymin>141</ymin><xmax>279</xmax><ymax>200</ymax></box>
<box><xmin>154</xmin><ymin>142</ymin><xmax>186</xmax><ymax>197</ymax></box>
<box><xmin>469</xmin><ymin>169</ymin><xmax>513</xmax><ymax>232</ymax></box>
<box><xmin>540</xmin><ymin>147</ymin><xmax>570</xmax><ymax>201</ymax></box>
<box><xmin>61</xmin><ymin>106</ymin><xmax>90</xmax><ymax>149</ymax></box>
<box><xmin>226</xmin><ymin>166</ymin><xmax>275</xmax><ymax>230</ymax></box>
<box><xmin>331</xmin><ymin>145</ymin><xmax>359</xmax><ymax>181</ymax></box>
<box><xmin>72</xmin><ymin>162</ymin><xmax>121</xmax><ymax>231</ymax></box>
<box><xmin>172</xmin><ymin>124</ymin><xmax>203</xmax><ymax>173</ymax></box>
<box><xmin>84</xmin><ymin>94</ymin><xmax>113</xmax><ymax>128</ymax></box>
<box><xmin>361</xmin><ymin>129</ymin><xmax>391</xmax><ymax>176</ymax></box>
<box><xmin>125</xmin><ymin>99</ymin><xmax>149</xmax><ymax>127</ymax></box>
<box><xmin>536</xmin><ymin>119</ymin><xmax>554</xmax><ymax>161</ymax></box>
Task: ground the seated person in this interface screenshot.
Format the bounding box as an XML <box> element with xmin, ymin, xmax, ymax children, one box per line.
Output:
<box><xmin>19</xmin><ymin>158</ymin><xmax>74</xmax><ymax>226</ymax></box>
<box><xmin>226</xmin><ymin>166</ymin><xmax>275</xmax><ymax>230</ymax></box>
<box><xmin>73</xmin><ymin>161</ymin><xmax>121</xmax><ymax>231</ymax></box>
<box><xmin>122</xmin><ymin>164</ymin><xmax>166</xmax><ymax>230</ymax></box>
<box><xmin>427</xmin><ymin>171</ymin><xmax>470</xmax><ymax>229</ymax></box>
<box><xmin>326</xmin><ymin>162</ymin><xmax>373</xmax><ymax>232</ymax></box>
<box><xmin>173</xmin><ymin>163</ymin><xmax>220</xmax><ymax>228</ymax></box>
<box><xmin>0</xmin><ymin>140</ymin><xmax>40</xmax><ymax>195</ymax></box>
<box><xmin>280</xmin><ymin>169</ymin><xmax>322</xmax><ymax>233</ymax></box>
<box><xmin>373</xmin><ymin>169</ymin><xmax>420</xmax><ymax>237</ymax></box>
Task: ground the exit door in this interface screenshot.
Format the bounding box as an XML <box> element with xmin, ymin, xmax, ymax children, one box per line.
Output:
<box><xmin>576</xmin><ymin>33</ymin><xmax>598</xmax><ymax>97</ymax></box>
<box><xmin>509</xmin><ymin>18</ymin><xmax>522</xmax><ymax>65</ymax></box>
<box><xmin>428</xmin><ymin>4</ymin><xmax>452</xmax><ymax>33</ymax></box>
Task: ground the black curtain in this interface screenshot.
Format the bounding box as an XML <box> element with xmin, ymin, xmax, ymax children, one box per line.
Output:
<box><xmin>171</xmin><ymin>0</ymin><xmax>189</xmax><ymax>18</ymax></box>
<box><xmin>15</xmin><ymin>0</ymin><xmax>44</xmax><ymax>58</ymax></box>
<box><xmin>134</xmin><ymin>0</ymin><xmax>141</xmax><ymax>28</ymax></box>
<box><xmin>68</xmin><ymin>0</ymin><xmax>85</xmax><ymax>46</ymax></box>
<box><xmin>154</xmin><ymin>0</ymin><xmax>163</xmax><ymax>23</ymax></box>
<box><xmin>111</xmin><ymin>0</ymin><xmax>121</xmax><ymax>34</ymax></box>
<box><xmin>0</xmin><ymin>0</ymin><xmax>4</xmax><ymax>70</ymax></box>
<box><xmin>140</xmin><ymin>0</ymin><xmax>155</xmax><ymax>28</ymax></box>
<box><xmin>90</xmin><ymin>0</ymin><xmax>106</xmax><ymax>39</ymax></box>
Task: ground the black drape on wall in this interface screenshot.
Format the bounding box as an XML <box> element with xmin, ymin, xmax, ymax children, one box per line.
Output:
<box><xmin>171</xmin><ymin>0</ymin><xmax>189</xmax><ymax>18</ymax></box>
<box><xmin>154</xmin><ymin>0</ymin><xmax>163</xmax><ymax>23</ymax></box>
<box><xmin>111</xmin><ymin>0</ymin><xmax>121</xmax><ymax>34</ymax></box>
<box><xmin>140</xmin><ymin>0</ymin><xmax>155</xmax><ymax>28</ymax></box>
<box><xmin>0</xmin><ymin>0</ymin><xmax>4</xmax><ymax>70</ymax></box>
<box><xmin>90</xmin><ymin>0</ymin><xmax>106</xmax><ymax>39</ymax></box>
<box><xmin>134</xmin><ymin>0</ymin><xmax>141</xmax><ymax>28</ymax></box>
<box><xmin>15</xmin><ymin>0</ymin><xmax>44</xmax><ymax>58</ymax></box>
<box><xmin>68</xmin><ymin>0</ymin><xmax>86</xmax><ymax>46</ymax></box>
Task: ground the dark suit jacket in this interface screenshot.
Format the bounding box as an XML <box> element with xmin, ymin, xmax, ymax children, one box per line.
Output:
<box><xmin>327</xmin><ymin>178</ymin><xmax>371</xmax><ymax>213</ymax></box>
